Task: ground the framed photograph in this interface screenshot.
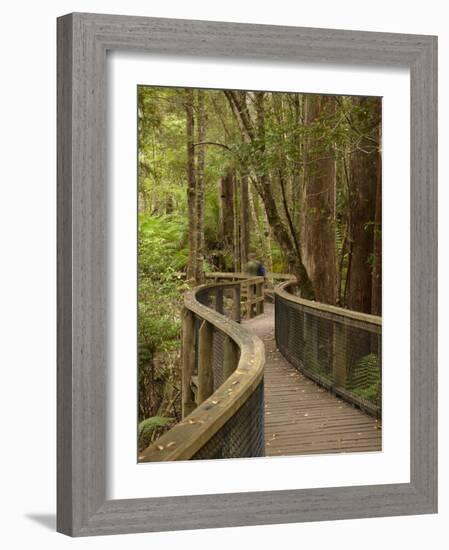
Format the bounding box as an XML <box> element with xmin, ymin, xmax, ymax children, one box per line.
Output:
<box><xmin>57</xmin><ymin>13</ymin><xmax>437</xmax><ymax>536</ymax></box>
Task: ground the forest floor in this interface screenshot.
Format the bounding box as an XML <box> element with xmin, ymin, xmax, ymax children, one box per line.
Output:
<box><xmin>244</xmin><ymin>303</ymin><xmax>382</xmax><ymax>457</ymax></box>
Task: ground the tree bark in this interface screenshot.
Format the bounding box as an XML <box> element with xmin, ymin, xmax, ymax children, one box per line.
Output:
<box><xmin>249</xmin><ymin>186</ymin><xmax>272</xmax><ymax>272</ymax></box>
<box><xmin>219</xmin><ymin>170</ymin><xmax>235</xmax><ymax>270</ymax></box>
<box><xmin>371</xmin><ymin>145</ymin><xmax>382</xmax><ymax>315</ymax></box>
<box><xmin>195</xmin><ymin>90</ymin><xmax>206</xmax><ymax>283</ymax></box>
<box><xmin>233</xmin><ymin>174</ymin><xmax>241</xmax><ymax>271</ymax></box>
<box><xmin>346</xmin><ymin>97</ymin><xmax>380</xmax><ymax>314</ymax></box>
<box><xmin>239</xmin><ymin>175</ymin><xmax>250</xmax><ymax>269</ymax></box>
<box><xmin>292</xmin><ymin>94</ymin><xmax>304</xmax><ymax>231</ymax></box>
<box><xmin>302</xmin><ymin>95</ymin><xmax>337</xmax><ymax>304</ymax></box>
<box><xmin>185</xmin><ymin>89</ymin><xmax>197</xmax><ymax>283</ymax></box>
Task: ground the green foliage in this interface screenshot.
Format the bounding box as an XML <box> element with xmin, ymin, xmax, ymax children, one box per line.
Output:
<box><xmin>138</xmin><ymin>213</ymin><xmax>188</xmax><ymax>359</ymax></box>
<box><xmin>138</xmin><ymin>416</ymin><xmax>173</xmax><ymax>450</ymax></box>
<box><xmin>347</xmin><ymin>353</ymin><xmax>381</xmax><ymax>405</ymax></box>
<box><xmin>138</xmin><ymin>87</ymin><xmax>188</xmax><ymax>215</ymax></box>
<box><xmin>269</xmin><ymin>242</ymin><xmax>284</xmax><ymax>272</ymax></box>
<box><xmin>138</xmin><ymin>212</ymin><xmax>188</xmax><ymax>422</ymax></box>
<box><xmin>139</xmin><ymin>213</ymin><xmax>189</xmax><ymax>274</ymax></box>
<box><xmin>203</xmin><ymin>185</ymin><xmax>221</xmax><ymax>251</ymax></box>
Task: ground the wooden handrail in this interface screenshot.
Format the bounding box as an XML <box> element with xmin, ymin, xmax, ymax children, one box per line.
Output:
<box><xmin>275</xmin><ymin>281</ymin><xmax>382</xmax><ymax>330</ymax></box>
<box><xmin>139</xmin><ymin>280</ymin><xmax>265</xmax><ymax>462</ymax></box>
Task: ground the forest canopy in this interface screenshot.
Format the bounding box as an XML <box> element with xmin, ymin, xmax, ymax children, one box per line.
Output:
<box><xmin>137</xmin><ymin>86</ymin><xmax>382</xmax><ymax>446</ymax></box>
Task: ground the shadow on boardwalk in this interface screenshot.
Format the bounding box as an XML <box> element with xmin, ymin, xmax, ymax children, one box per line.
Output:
<box><xmin>244</xmin><ymin>303</ymin><xmax>382</xmax><ymax>457</ymax></box>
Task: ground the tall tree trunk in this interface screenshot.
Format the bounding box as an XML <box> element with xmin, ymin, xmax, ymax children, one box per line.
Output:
<box><xmin>233</xmin><ymin>175</ymin><xmax>241</xmax><ymax>271</ymax></box>
<box><xmin>185</xmin><ymin>89</ymin><xmax>197</xmax><ymax>283</ymax></box>
<box><xmin>302</xmin><ymin>95</ymin><xmax>337</xmax><ymax>305</ymax></box>
<box><xmin>346</xmin><ymin>97</ymin><xmax>380</xmax><ymax>314</ymax></box>
<box><xmin>249</xmin><ymin>186</ymin><xmax>272</xmax><ymax>273</ymax></box>
<box><xmin>195</xmin><ymin>90</ymin><xmax>206</xmax><ymax>283</ymax></box>
<box><xmin>292</xmin><ymin>94</ymin><xmax>304</xmax><ymax>231</ymax></box>
<box><xmin>371</xmin><ymin>147</ymin><xmax>382</xmax><ymax>315</ymax></box>
<box><xmin>239</xmin><ymin>175</ymin><xmax>250</xmax><ymax>269</ymax></box>
<box><xmin>219</xmin><ymin>170</ymin><xmax>235</xmax><ymax>270</ymax></box>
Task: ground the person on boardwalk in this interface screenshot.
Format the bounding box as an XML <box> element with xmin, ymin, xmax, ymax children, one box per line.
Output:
<box><xmin>246</xmin><ymin>253</ymin><xmax>266</xmax><ymax>278</ymax></box>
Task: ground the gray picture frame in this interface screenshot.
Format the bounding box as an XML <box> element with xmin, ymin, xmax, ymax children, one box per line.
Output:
<box><xmin>57</xmin><ymin>12</ymin><xmax>438</xmax><ymax>537</ymax></box>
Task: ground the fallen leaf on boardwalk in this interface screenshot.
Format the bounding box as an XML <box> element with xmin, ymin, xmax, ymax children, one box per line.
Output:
<box><xmin>166</xmin><ymin>441</ymin><xmax>176</xmax><ymax>448</ymax></box>
<box><xmin>212</xmin><ymin>400</ymin><xmax>219</xmax><ymax>405</ymax></box>
<box><xmin>231</xmin><ymin>380</ymin><xmax>239</xmax><ymax>385</ymax></box>
<box><xmin>156</xmin><ymin>445</ymin><xmax>164</xmax><ymax>451</ymax></box>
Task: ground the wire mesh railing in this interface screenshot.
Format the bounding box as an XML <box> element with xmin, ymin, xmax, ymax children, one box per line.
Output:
<box><xmin>139</xmin><ymin>279</ymin><xmax>266</xmax><ymax>462</ymax></box>
<box><xmin>275</xmin><ymin>281</ymin><xmax>382</xmax><ymax>418</ymax></box>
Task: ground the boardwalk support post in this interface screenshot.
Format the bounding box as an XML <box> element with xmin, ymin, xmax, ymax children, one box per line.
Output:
<box><xmin>182</xmin><ymin>308</ymin><xmax>196</xmax><ymax>418</ymax></box>
<box><xmin>197</xmin><ymin>320</ymin><xmax>214</xmax><ymax>404</ymax></box>
<box><xmin>223</xmin><ymin>336</ymin><xmax>239</xmax><ymax>379</ymax></box>
<box><xmin>332</xmin><ymin>323</ymin><xmax>348</xmax><ymax>387</ymax></box>
<box><xmin>232</xmin><ymin>285</ymin><xmax>241</xmax><ymax>323</ymax></box>
<box><xmin>247</xmin><ymin>282</ymin><xmax>254</xmax><ymax>319</ymax></box>
<box><xmin>216</xmin><ymin>287</ymin><xmax>224</xmax><ymax>314</ymax></box>
<box><xmin>256</xmin><ymin>280</ymin><xmax>264</xmax><ymax>315</ymax></box>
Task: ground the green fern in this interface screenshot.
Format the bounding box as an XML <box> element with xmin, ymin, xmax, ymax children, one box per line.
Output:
<box><xmin>347</xmin><ymin>353</ymin><xmax>381</xmax><ymax>405</ymax></box>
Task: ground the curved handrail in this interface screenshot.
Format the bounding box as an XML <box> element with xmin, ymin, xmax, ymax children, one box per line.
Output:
<box><xmin>276</xmin><ymin>281</ymin><xmax>382</xmax><ymax>330</ymax></box>
<box><xmin>139</xmin><ymin>281</ymin><xmax>265</xmax><ymax>462</ymax></box>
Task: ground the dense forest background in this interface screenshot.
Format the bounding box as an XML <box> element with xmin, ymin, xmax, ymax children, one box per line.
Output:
<box><xmin>137</xmin><ymin>86</ymin><xmax>381</xmax><ymax>449</ymax></box>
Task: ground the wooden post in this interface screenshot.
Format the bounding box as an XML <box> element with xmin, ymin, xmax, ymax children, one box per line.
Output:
<box><xmin>197</xmin><ymin>320</ymin><xmax>214</xmax><ymax>404</ymax></box>
<box><xmin>182</xmin><ymin>308</ymin><xmax>196</xmax><ymax>418</ymax></box>
<box><xmin>256</xmin><ymin>280</ymin><xmax>264</xmax><ymax>315</ymax></box>
<box><xmin>216</xmin><ymin>287</ymin><xmax>224</xmax><ymax>314</ymax></box>
<box><xmin>304</xmin><ymin>313</ymin><xmax>319</xmax><ymax>370</ymax></box>
<box><xmin>223</xmin><ymin>336</ymin><xmax>239</xmax><ymax>380</ymax></box>
<box><xmin>333</xmin><ymin>322</ymin><xmax>348</xmax><ymax>387</ymax></box>
<box><xmin>247</xmin><ymin>282</ymin><xmax>254</xmax><ymax>319</ymax></box>
<box><xmin>232</xmin><ymin>284</ymin><xmax>241</xmax><ymax>323</ymax></box>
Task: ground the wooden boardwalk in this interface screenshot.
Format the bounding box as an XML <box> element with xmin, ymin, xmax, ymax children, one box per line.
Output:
<box><xmin>244</xmin><ymin>303</ymin><xmax>382</xmax><ymax>457</ymax></box>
